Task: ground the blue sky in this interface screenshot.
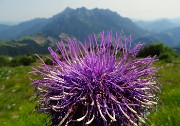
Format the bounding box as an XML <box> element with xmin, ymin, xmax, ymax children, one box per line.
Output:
<box><xmin>0</xmin><ymin>0</ymin><xmax>180</xmax><ymax>23</ymax></box>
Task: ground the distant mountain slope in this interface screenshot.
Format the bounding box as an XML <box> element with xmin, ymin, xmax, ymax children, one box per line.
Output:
<box><xmin>0</xmin><ymin>35</ymin><xmax>57</xmax><ymax>56</ymax></box>
<box><xmin>0</xmin><ymin>7</ymin><xmax>180</xmax><ymax>52</ymax></box>
<box><xmin>0</xmin><ymin>7</ymin><xmax>145</xmax><ymax>41</ymax></box>
<box><xmin>135</xmin><ymin>19</ymin><xmax>179</xmax><ymax>32</ymax></box>
<box><xmin>0</xmin><ymin>24</ymin><xmax>11</xmax><ymax>32</ymax></box>
<box><xmin>158</xmin><ymin>27</ymin><xmax>180</xmax><ymax>46</ymax></box>
<box><xmin>169</xmin><ymin>18</ymin><xmax>180</xmax><ymax>25</ymax></box>
<box><xmin>136</xmin><ymin>26</ymin><xmax>180</xmax><ymax>47</ymax></box>
<box><xmin>0</xmin><ymin>18</ymin><xmax>47</xmax><ymax>40</ymax></box>
<box><xmin>42</xmin><ymin>7</ymin><xmax>145</xmax><ymax>41</ymax></box>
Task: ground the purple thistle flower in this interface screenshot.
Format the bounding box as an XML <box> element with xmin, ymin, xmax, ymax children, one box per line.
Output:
<box><xmin>30</xmin><ymin>31</ymin><xmax>161</xmax><ymax>126</ymax></box>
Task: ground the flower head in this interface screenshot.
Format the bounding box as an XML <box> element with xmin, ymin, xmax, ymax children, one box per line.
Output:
<box><xmin>31</xmin><ymin>31</ymin><xmax>161</xmax><ymax>126</ymax></box>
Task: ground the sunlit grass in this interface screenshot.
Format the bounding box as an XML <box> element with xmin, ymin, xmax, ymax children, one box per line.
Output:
<box><xmin>146</xmin><ymin>59</ymin><xmax>180</xmax><ymax>126</ymax></box>
<box><xmin>0</xmin><ymin>66</ymin><xmax>46</xmax><ymax>126</ymax></box>
<box><xmin>0</xmin><ymin>58</ymin><xmax>179</xmax><ymax>126</ymax></box>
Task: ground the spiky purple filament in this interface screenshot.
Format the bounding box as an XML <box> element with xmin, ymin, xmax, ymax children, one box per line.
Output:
<box><xmin>31</xmin><ymin>32</ymin><xmax>160</xmax><ymax>126</ymax></box>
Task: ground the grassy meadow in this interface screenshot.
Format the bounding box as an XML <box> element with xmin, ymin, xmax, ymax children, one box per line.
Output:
<box><xmin>0</xmin><ymin>57</ymin><xmax>180</xmax><ymax>126</ymax></box>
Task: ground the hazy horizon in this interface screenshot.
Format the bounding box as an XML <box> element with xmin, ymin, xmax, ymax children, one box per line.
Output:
<box><xmin>0</xmin><ymin>0</ymin><xmax>180</xmax><ymax>24</ymax></box>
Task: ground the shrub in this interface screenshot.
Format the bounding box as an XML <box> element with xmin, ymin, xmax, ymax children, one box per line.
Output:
<box><xmin>10</xmin><ymin>54</ymin><xmax>37</xmax><ymax>67</ymax></box>
<box><xmin>138</xmin><ymin>43</ymin><xmax>177</xmax><ymax>62</ymax></box>
<box><xmin>0</xmin><ymin>56</ymin><xmax>10</xmax><ymax>67</ymax></box>
<box><xmin>44</xmin><ymin>58</ymin><xmax>53</xmax><ymax>65</ymax></box>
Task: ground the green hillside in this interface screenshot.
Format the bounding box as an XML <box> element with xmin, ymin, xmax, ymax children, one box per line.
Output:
<box><xmin>0</xmin><ymin>35</ymin><xmax>58</xmax><ymax>56</ymax></box>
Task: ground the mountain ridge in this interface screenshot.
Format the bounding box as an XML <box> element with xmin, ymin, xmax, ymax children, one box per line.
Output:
<box><xmin>0</xmin><ymin>7</ymin><xmax>145</xmax><ymax>41</ymax></box>
<box><xmin>0</xmin><ymin>7</ymin><xmax>180</xmax><ymax>56</ymax></box>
